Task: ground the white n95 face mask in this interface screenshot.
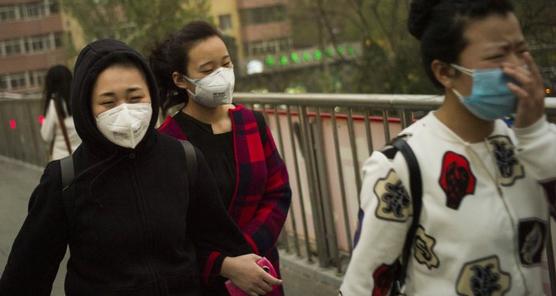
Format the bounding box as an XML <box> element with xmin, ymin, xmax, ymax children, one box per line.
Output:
<box><xmin>96</xmin><ymin>103</ymin><xmax>152</xmax><ymax>149</ymax></box>
<box><xmin>184</xmin><ymin>67</ymin><xmax>235</xmax><ymax>108</ymax></box>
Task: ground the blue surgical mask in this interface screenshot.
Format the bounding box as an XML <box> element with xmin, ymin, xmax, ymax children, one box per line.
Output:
<box><xmin>450</xmin><ymin>64</ymin><xmax>517</xmax><ymax>121</ymax></box>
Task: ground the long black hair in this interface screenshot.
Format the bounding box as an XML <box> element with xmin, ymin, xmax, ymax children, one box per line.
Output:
<box><xmin>43</xmin><ymin>64</ymin><xmax>73</xmax><ymax>117</ymax></box>
<box><xmin>408</xmin><ymin>0</ymin><xmax>515</xmax><ymax>88</ymax></box>
<box><xmin>149</xmin><ymin>21</ymin><xmax>222</xmax><ymax>113</ymax></box>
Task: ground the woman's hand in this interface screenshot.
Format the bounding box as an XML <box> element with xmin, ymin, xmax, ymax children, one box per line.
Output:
<box><xmin>503</xmin><ymin>52</ymin><xmax>546</xmax><ymax>128</ymax></box>
<box><xmin>221</xmin><ymin>254</ymin><xmax>282</xmax><ymax>296</ymax></box>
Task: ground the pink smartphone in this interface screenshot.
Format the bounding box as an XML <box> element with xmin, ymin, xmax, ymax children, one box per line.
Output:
<box><xmin>225</xmin><ymin>257</ymin><xmax>280</xmax><ymax>296</ymax></box>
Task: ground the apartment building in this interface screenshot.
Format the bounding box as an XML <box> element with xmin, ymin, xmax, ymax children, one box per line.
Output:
<box><xmin>0</xmin><ymin>0</ymin><xmax>293</xmax><ymax>92</ymax></box>
<box><xmin>210</xmin><ymin>0</ymin><xmax>291</xmax><ymax>75</ymax></box>
<box><xmin>0</xmin><ymin>0</ymin><xmax>68</xmax><ymax>93</ymax></box>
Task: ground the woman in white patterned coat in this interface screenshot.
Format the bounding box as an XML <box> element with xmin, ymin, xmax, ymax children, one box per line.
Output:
<box><xmin>340</xmin><ymin>0</ymin><xmax>556</xmax><ymax>295</ymax></box>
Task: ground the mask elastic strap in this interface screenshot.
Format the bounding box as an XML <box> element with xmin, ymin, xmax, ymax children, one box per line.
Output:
<box><xmin>450</xmin><ymin>64</ymin><xmax>474</xmax><ymax>76</ymax></box>
<box><xmin>180</xmin><ymin>74</ymin><xmax>199</xmax><ymax>98</ymax></box>
<box><xmin>182</xmin><ymin>74</ymin><xmax>198</xmax><ymax>84</ymax></box>
<box><xmin>451</xmin><ymin>88</ymin><xmax>466</xmax><ymax>102</ymax></box>
<box><xmin>185</xmin><ymin>88</ymin><xmax>196</xmax><ymax>98</ymax></box>
<box><xmin>449</xmin><ymin>64</ymin><xmax>471</xmax><ymax>102</ymax></box>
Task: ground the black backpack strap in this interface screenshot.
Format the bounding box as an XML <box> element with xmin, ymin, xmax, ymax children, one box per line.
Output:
<box><xmin>60</xmin><ymin>155</ymin><xmax>75</xmax><ymax>227</ymax></box>
<box><xmin>180</xmin><ymin>140</ymin><xmax>198</xmax><ymax>186</ymax></box>
<box><xmin>390</xmin><ymin>136</ymin><xmax>422</xmax><ymax>295</ymax></box>
<box><xmin>60</xmin><ymin>155</ymin><xmax>74</xmax><ymax>190</ymax></box>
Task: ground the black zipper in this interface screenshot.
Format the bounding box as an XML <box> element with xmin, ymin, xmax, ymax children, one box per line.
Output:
<box><xmin>129</xmin><ymin>155</ymin><xmax>162</xmax><ymax>295</ymax></box>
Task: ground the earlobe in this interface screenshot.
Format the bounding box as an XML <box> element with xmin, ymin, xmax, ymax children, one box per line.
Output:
<box><xmin>431</xmin><ymin>60</ymin><xmax>455</xmax><ymax>89</ymax></box>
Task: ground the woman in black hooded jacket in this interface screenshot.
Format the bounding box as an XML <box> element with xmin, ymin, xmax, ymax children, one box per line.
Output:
<box><xmin>0</xmin><ymin>39</ymin><xmax>270</xmax><ymax>296</ymax></box>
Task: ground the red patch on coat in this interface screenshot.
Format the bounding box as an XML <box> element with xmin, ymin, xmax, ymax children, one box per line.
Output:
<box><xmin>372</xmin><ymin>262</ymin><xmax>400</xmax><ymax>296</ymax></box>
<box><xmin>438</xmin><ymin>151</ymin><xmax>476</xmax><ymax>210</ymax></box>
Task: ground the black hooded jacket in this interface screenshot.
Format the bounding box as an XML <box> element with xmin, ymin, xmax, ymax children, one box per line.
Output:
<box><xmin>0</xmin><ymin>39</ymin><xmax>250</xmax><ymax>296</ymax></box>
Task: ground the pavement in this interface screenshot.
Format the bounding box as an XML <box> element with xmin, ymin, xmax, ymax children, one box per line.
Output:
<box><xmin>0</xmin><ymin>156</ymin><xmax>67</xmax><ymax>295</ymax></box>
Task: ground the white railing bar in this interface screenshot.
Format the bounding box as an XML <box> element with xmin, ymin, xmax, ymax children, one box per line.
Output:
<box><xmin>2</xmin><ymin>93</ymin><xmax>556</xmax><ymax>109</ymax></box>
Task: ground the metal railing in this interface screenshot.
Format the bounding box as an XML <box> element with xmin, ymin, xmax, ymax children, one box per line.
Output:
<box><xmin>1</xmin><ymin>93</ymin><xmax>556</xmax><ymax>275</ymax></box>
<box><xmin>234</xmin><ymin>93</ymin><xmax>556</xmax><ymax>274</ymax></box>
<box><xmin>0</xmin><ymin>94</ymin><xmax>48</xmax><ymax>166</ymax></box>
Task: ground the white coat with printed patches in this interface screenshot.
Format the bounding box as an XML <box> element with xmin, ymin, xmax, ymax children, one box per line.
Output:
<box><xmin>340</xmin><ymin>112</ymin><xmax>556</xmax><ymax>296</ymax></box>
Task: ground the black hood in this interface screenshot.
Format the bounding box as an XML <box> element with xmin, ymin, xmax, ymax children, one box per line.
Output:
<box><xmin>71</xmin><ymin>39</ymin><xmax>159</xmax><ymax>156</ymax></box>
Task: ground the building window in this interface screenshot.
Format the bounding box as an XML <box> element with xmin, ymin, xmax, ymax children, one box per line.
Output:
<box><xmin>219</xmin><ymin>14</ymin><xmax>232</xmax><ymax>31</ymax></box>
<box><xmin>54</xmin><ymin>32</ymin><xmax>63</xmax><ymax>48</ymax></box>
<box><xmin>1</xmin><ymin>33</ymin><xmax>62</xmax><ymax>56</ymax></box>
<box><xmin>29</xmin><ymin>72</ymin><xmax>35</xmax><ymax>86</ymax></box>
<box><xmin>24</xmin><ymin>34</ymin><xmax>57</xmax><ymax>53</ymax></box>
<box><xmin>10</xmin><ymin>73</ymin><xmax>27</xmax><ymax>89</ymax></box>
<box><xmin>240</xmin><ymin>5</ymin><xmax>287</xmax><ymax>26</ymax></box>
<box><xmin>31</xmin><ymin>36</ymin><xmax>45</xmax><ymax>52</ymax></box>
<box><xmin>34</xmin><ymin>70</ymin><xmax>47</xmax><ymax>87</ymax></box>
<box><xmin>0</xmin><ymin>75</ymin><xmax>8</xmax><ymax>90</ymax></box>
<box><xmin>0</xmin><ymin>1</ymin><xmax>57</xmax><ymax>23</ymax></box>
<box><xmin>0</xmin><ymin>5</ymin><xmax>17</xmax><ymax>22</ymax></box>
<box><xmin>4</xmin><ymin>39</ymin><xmax>22</xmax><ymax>56</ymax></box>
<box><xmin>21</xmin><ymin>3</ymin><xmax>44</xmax><ymax>19</ymax></box>
<box><xmin>49</xmin><ymin>0</ymin><xmax>60</xmax><ymax>13</ymax></box>
<box><xmin>28</xmin><ymin>70</ymin><xmax>46</xmax><ymax>87</ymax></box>
<box><xmin>247</xmin><ymin>38</ymin><xmax>292</xmax><ymax>56</ymax></box>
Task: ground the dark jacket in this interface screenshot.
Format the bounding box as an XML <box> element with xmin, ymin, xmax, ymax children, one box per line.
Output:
<box><xmin>0</xmin><ymin>39</ymin><xmax>250</xmax><ymax>296</ymax></box>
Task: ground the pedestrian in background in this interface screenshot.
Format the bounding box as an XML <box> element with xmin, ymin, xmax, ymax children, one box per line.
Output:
<box><xmin>40</xmin><ymin>65</ymin><xmax>81</xmax><ymax>160</ymax></box>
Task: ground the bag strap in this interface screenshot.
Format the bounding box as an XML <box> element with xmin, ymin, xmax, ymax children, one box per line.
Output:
<box><xmin>390</xmin><ymin>137</ymin><xmax>423</xmax><ymax>295</ymax></box>
<box><xmin>48</xmin><ymin>128</ymin><xmax>56</xmax><ymax>159</ymax></box>
<box><xmin>547</xmin><ymin>219</ymin><xmax>556</xmax><ymax>295</ymax></box>
<box><xmin>60</xmin><ymin>155</ymin><xmax>74</xmax><ymax>191</ymax></box>
<box><xmin>180</xmin><ymin>140</ymin><xmax>198</xmax><ymax>187</ymax></box>
<box><xmin>60</xmin><ymin>155</ymin><xmax>75</xmax><ymax>227</ymax></box>
<box><xmin>52</xmin><ymin>97</ymin><xmax>73</xmax><ymax>154</ymax></box>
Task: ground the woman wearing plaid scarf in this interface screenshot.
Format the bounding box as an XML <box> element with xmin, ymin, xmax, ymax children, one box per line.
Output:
<box><xmin>150</xmin><ymin>21</ymin><xmax>292</xmax><ymax>296</ymax></box>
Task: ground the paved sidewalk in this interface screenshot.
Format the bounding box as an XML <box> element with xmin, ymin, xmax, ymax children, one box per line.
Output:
<box><xmin>0</xmin><ymin>157</ymin><xmax>67</xmax><ymax>295</ymax></box>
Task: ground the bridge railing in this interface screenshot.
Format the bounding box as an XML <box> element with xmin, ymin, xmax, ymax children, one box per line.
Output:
<box><xmin>234</xmin><ymin>93</ymin><xmax>556</xmax><ymax>274</ymax></box>
<box><xmin>0</xmin><ymin>94</ymin><xmax>48</xmax><ymax>166</ymax></box>
<box><xmin>1</xmin><ymin>93</ymin><xmax>555</xmax><ymax>275</ymax></box>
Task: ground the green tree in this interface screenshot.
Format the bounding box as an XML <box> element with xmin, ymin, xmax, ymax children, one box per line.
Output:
<box><xmin>288</xmin><ymin>0</ymin><xmax>556</xmax><ymax>94</ymax></box>
<box><xmin>289</xmin><ymin>0</ymin><xmax>435</xmax><ymax>94</ymax></box>
<box><xmin>61</xmin><ymin>0</ymin><xmax>211</xmax><ymax>55</ymax></box>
